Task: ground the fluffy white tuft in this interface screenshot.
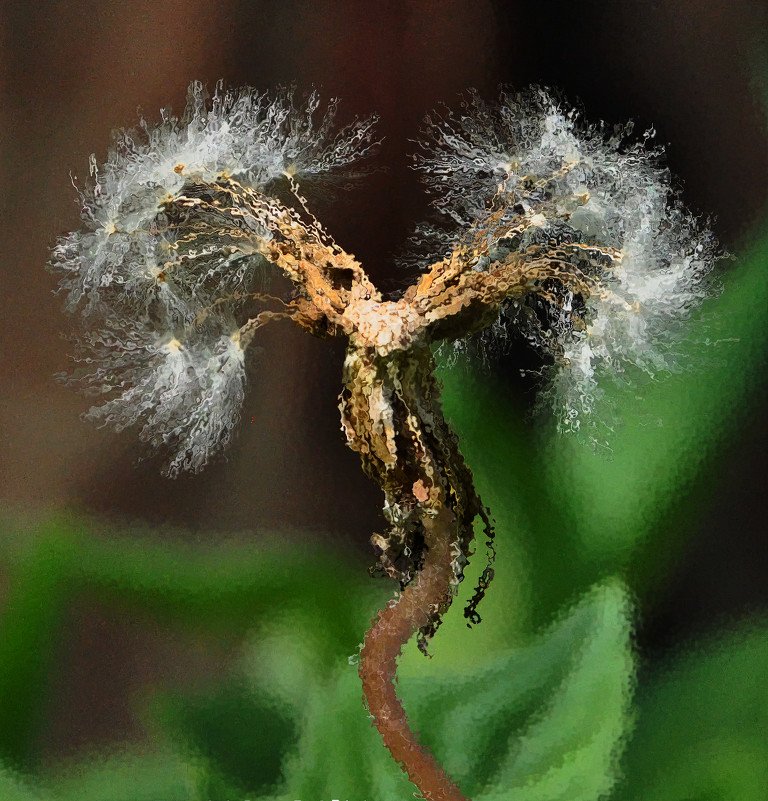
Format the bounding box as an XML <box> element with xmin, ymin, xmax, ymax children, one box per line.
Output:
<box><xmin>51</xmin><ymin>81</ymin><xmax>379</xmax><ymax>316</ymax></box>
<box><xmin>63</xmin><ymin>316</ymin><xmax>246</xmax><ymax>477</ymax></box>
<box><xmin>52</xmin><ymin>82</ymin><xmax>378</xmax><ymax>475</ymax></box>
<box><xmin>414</xmin><ymin>88</ymin><xmax>722</xmax><ymax>437</ymax></box>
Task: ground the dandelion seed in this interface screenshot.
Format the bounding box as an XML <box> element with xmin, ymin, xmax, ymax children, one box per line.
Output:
<box><xmin>52</xmin><ymin>82</ymin><xmax>379</xmax><ymax>474</ymax></box>
<box><xmin>413</xmin><ymin>88</ymin><xmax>722</xmax><ymax>436</ymax></box>
<box><xmin>51</xmin><ymin>82</ymin><xmax>725</xmax><ymax>801</ymax></box>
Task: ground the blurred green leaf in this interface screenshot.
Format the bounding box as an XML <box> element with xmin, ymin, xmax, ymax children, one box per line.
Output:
<box><xmin>0</xmin><ymin>765</ymin><xmax>46</xmax><ymax>801</ymax></box>
<box><xmin>158</xmin><ymin>682</ymin><xmax>296</xmax><ymax>797</ymax></box>
<box><xmin>230</xmin><ymin>579</ymin><xmax>634</xmax><ymax>799</ymax></box>
<box><xmin>402</xmin><ymin>579</ymin><xmax>635</xmax><ymax>800</ymax></box>
<box><xmin>0</xmin><ymin>525</ymin><xmax>77</xmax><ymax>768</ymax></box>
<box><xmin>0</xmin><ymin>515</ymin><xmax>387</xmax><ymax>654</ymax></box>
<box><xmin>620</xmin><ymin>614</ymin><xmax>768</xmax><ymax>801</ymax></box>
<box><xmin>232</xmin><ymin>620</ymin><xmax>416</xmax><ymax>799</ymax></box>
<box><xmin>44</xmin><ymin>748</ymin><xmax>203</xmax><ymax>801</ymax></box>
<box><xmin>542</xmin><ymin>226</ymin><xmax>768</xmax><ymax>566</ymax></box>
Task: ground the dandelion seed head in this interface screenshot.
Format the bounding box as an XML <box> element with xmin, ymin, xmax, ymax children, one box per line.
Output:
<box><xmin>51</xmin><ymin>81</ymin><xmax>379</xmax><ymax>316</ymax></box>
<box><xmin>51</xmin><ymin>81</ymin><xmax>379</xmax><ymax>475</ymax></box>
<box><xmin>415</xmin><ymin>87</ymin><xmax>723</xmax><ymax>438</ymax></box>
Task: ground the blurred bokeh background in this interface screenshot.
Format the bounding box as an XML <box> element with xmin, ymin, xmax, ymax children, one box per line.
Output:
<box><xmin>1</xmin><ymin>1</ymin><xmax>768</xmax><ymax>799</ymax></box>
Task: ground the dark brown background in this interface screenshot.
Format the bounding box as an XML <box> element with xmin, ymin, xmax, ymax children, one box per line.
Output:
<box><xmin>1</xmin><ymin>0</ymin><xmax>767</xmax><ymax>648</ymax></box>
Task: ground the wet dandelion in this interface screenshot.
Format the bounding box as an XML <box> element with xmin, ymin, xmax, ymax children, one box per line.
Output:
<box><xmin>51</xmin><ymin>82</ymin><xmax>722</xmax><ymax>801</ymax></box>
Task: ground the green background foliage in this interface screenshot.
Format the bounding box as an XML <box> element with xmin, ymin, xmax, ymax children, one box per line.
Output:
<box><xmin>2</xmin><ymin>67</ymin><xmax>767</xmax><ymax>801</ymax></box>
<box><xmin>1</xmin><ymin>211</ymin><xmax>767</xmax><ymax>799</ymax></box>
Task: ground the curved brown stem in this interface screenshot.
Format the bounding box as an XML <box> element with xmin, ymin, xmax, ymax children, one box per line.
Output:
<box><xmin>359</xmin><ymin>507</ymin><xmax>469</xmax><ymax>801</ymax></box>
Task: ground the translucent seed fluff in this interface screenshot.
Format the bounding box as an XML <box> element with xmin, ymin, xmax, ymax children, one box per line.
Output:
<box><xmin>51</xmin><ymin>82</ymin><xmax>379</xmax><ymax>475</ymax></box>
<box><xmin>413</xmin><ymin>87</ymin><xmax>722</xmax><ymax>437</ymax></box>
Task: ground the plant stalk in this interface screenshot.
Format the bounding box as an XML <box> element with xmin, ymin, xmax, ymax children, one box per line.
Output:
<box><xmin>359</xmin><ymin>505</ymin><xmax>469</xmax><ymax>801</ymax></box>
